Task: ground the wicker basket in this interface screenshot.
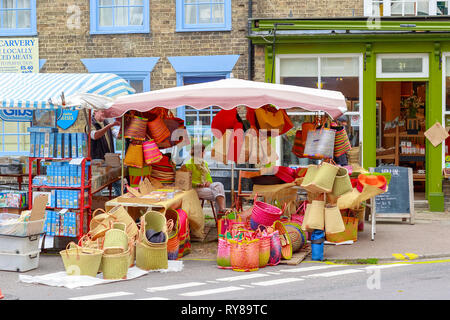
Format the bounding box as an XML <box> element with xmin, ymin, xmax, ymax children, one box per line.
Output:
<box><xmin>229</xmin><ymin>238</ymin><xmax>260</xmax><ymax>272</ymax></box>
<box><xmin>101</xmin><ymin>246</ymin><xmax>131</xmax><ymax>280</ymax></box>
<box><xmin>135</xmin><ymin>211</ymin><xmax>168</xmax><ymax>270</ymax></box>
<box><xmin>283</xmin><ymin>222</ymin><xmax>306</xmax><ymax>252</ymax></box>
<box><xmin>165</xmin><ymin>209</ymin><xmax>180</xmax><ymax>260</ymax></box>
<box><xmin>250</xmin><ymin>195</ymin><xmax>283</xmax><ymax>229</ymax></box>
<box><xmin>103</xmin><ymin>222</ymin><xmax>129</xmax><ymax>255</ymax></box>
<box><xmin>268</xmin><ymin>230</ymin><xmax>281</xmax><ymax>266</ymax></box>
<box><xmin>60</xmin><ymin>242</ymin><xmax>103</xmax><ymax>277</ymax></box>
<box><xmin>273</xmin><ymin>221</ymin><xmax>292</xmax><ymax>260</ymax></box>
<box><xmin>217</xmin><ymin>236</ymin><xmax>232</xmax><ymax>269</ymax></box>
<box><xmin>107</xmin><ymin>205</ymin><xmax>139</xmax><ymax>240</ymax></box>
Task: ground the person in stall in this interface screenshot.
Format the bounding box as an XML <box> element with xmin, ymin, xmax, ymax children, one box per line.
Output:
<box><xmin>90</xmin><ymin>109</ymin><xmax>122</xmax><ymax>195</ymax></box>
<box><xmin>182</xmin><ymin>143</ymin><xmax>228</xmax><ymax>215</ymax></box>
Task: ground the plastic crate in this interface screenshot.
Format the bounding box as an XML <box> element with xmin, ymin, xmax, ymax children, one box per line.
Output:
<box><xmin>0</xmin><ymin>250</ymin><xmax>40</xmax><ymax>272</ymax></box>
<box><xmin>0</xmin><ymin>234</ymin><xmax>42</xmax><ymax>254</ymax></box>
<box><xmin>0</xmin><ymin>213</ymin><xmax>44</xmax><ymax>237</ymax></box>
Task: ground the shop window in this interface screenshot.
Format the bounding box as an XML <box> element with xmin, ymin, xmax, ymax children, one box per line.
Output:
<box><xmin>90</xmin><ymin>0</ymin><xmax>149</xmax><ymax>34</ymax></box>
<box><xmin>277</xmin><ymin>55</ymin><xmax>362</xmax><ymax>167</ymax></box>
<box><xmin>0</xmin><ymin>120</ymin><xmax>30</xmax><ymax>156</ymax></box>
<box><xmin>437</xmin><ymin>1</ymin><xmax>449</xmax><ymax>14</ymax></box>
<box><xmin>0</xmin><ymin>0</ymin><xmax>36</xmax><ymax>36</ymax></box>
<box><xmin>176</xmin><ymin>0</ymin><xmax>231</xmax><ymax>32</ymax></box>
<box><xmin>376</xmin><ymin>54</ymin><xmax>429</xmax><ymax>79</ymax></box>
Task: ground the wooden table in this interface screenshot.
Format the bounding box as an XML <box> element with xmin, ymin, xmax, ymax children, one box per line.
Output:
<box><xmin>105</xmin><ymin>189</ymin><xmax>205</xmax><ymax>239</ymax></box>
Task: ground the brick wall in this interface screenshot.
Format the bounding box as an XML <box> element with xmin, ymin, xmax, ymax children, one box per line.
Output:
<box><xmin>37</xmin><ymin>0</ymin><xmax>250</xmax><ymax>90</ymax></box>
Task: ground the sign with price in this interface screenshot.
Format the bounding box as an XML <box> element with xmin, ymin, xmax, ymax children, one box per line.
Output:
<box><xmin>369</xmin><ymin>166</ymin><xmax>415</xmax><ymax>241</ymax></box>
<box><xmin>0</xmin><ymin>38</ymin><xmax>39</xmax><ymax>74</ymax></box>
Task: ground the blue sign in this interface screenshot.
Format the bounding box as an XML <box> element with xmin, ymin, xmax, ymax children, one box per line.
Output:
<box><xmin>0</xmin><ymin>109</ymin><xmax>33</xmax><ymax>122</ymax></box>
<box><xmin>56</xmin><ymin>109</ymin><xmax>79</xmax><ymax>130</ymax></box>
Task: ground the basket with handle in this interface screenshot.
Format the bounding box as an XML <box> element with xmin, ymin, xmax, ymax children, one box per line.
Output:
<box><xmin>101</xmin><ymin>239</ymin><xmax>132</xmax><ymax>280</ymax></box>
<box><xmin>103</xmin><ymin>222</ymin><xmax>129</xmax><ymax>255</ymax></box>
<box><xmin>255</xmin><ymin>225</ymin><xmax>271</xmax><ymax>268</ymax></box>
<box><xmin>272</xmin><ymin>220</ymin><xmax>293</xmax><ymax>260</ymax></box>
<box><xmin>166</xmin><ymin>217</ymin><xmax>179</xmax><ymax>260</ymax></box>
<box><xmin>229</xmin><ymin>237</ymin><xmax>260</xmax><ymax>272</ymax></box>
<box><xmin>217</xmin><ymin>235</ymin><xmax>232</xmax><ymax>269</ymax></box>
<box><xmin>284</xmin><ymin>221</ymin><xmax>306</xmax><ymax>252</ymax></box>
<box><xmin>135</xmin><ymin>210</ymin><xmax>168</xmax><ymax>271</ymax></box>
<box><xmin>60</xmin><ymin>242</ymin><xmax>103</xmax><ymax>277</ymax></box>
<box><xmin>267</xmin><ymin>229</ymin><xmax>281</xmax><ymax>266</ymax></box>
<box><xmin>250</xmin><ymin>194</ymin><xmax>284</xmax><ymax>229</ymax></box>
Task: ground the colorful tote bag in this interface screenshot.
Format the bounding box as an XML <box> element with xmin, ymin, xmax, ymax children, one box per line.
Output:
<box><xmin>255</xmin><ymin>105</ymin><xmax>285</xmax><ymax>136</ymax></box>
<box><xmin>124</xmin><ymin>142</ymin><xmax>144</xmax><ymax>168</ymax></box>
<box><xmin>128</xmin><ymin>166</ymin><xmax>151</xmax><ymax>188</ymax></box>
<box><xmin>292</xmin><ymin>130</ymin><xmax>304</xmax><ymax>158</ymax></box>
<box><xmin>333</xmin><ymin>127</ymin><xmax>352</xmax><ymax>157</ymax></box>
<box><xmin>303</xmin><ymin>128</ymin><xmax>336</xmax><ymax>160</ymax></box>
<box><xmin>124</xmin><ymin>115</ymin><xmax>148</xmax><ymax>141</ymax></box>
<box><xmin>147</xmin><ymin>114</ymin><xmax>170</xmax><ymax>144</ymax></box>
<box><xmin>143</xmin><ymin>139</ymin><xmax>163</xmax><ymax>165</ymax></box>
<box><xmin>176</xmin><ymin>209</ymin><xmax>191</xmax><ymax>258</ymax></box>
<box><xmin>325</xmin><ymin>215</ymin><xmax>358</xmax><ymax>243</ymax></box>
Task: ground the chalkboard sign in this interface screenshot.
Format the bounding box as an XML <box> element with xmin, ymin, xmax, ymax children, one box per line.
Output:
<box><xmin>369</xmin><ymin>166</ymin><xmax>415</xmax><ymax>240</ymax></box>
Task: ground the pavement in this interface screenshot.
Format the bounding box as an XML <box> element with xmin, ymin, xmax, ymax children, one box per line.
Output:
<box><xmin>188</xmin><ymin>208</ymin><xmax>450</xmax><ymax>264</ymax></box>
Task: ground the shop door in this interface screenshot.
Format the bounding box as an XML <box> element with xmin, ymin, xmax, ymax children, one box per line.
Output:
<box><xmin>375</xmin><ymin>81</ymin><xmax>427</xmax><ymax>195</ymax></box>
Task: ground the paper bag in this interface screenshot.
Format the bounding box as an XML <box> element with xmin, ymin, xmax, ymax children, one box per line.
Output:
<box><xmin>175</xmin><ymin>170</ymin><xmax>192</xmax><ymax>191</ymax></box>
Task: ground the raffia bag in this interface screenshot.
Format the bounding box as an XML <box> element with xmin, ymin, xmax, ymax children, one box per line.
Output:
<box><xmin>60</xmin><ymin>242</ymin><xmax>103</xmax><ymax>277</ymax></box>
<box><xmin>301</xmin><ymin>161</ymin><xmax>339</xmax><ymax>194</ymax></box>
<box><xmin>331</xmin><ymin>167</ymin><xmax>353</xmax><ymax>197</ymax></box>
<box><xmin>135</xmin><ymin>211</ymin><xmax>168</xmax><ymax>271</ymax></box>
<box><xmin>302</xmin><ymin>200</ymin><xmax>325</xmax><ymax>231</ymax></box>
<box><xmin>324</xmin><ymin>205</ymin><xmax>346</xmax><ymax>235</ymax></box>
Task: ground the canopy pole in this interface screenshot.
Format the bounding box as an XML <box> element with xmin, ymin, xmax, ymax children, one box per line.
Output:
<box><xmin>121</xmin><ymin>116</ymin><xmax>125</xmax><ymax>196</ymax></box>
<box><xmin>231</xmin><ymin>162</ymin><xmax>235</xmax><ymax>208</ymax></box>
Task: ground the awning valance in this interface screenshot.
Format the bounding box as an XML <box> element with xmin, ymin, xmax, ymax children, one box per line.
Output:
<box><xmin>0</xmin><ymin>72</ymin><xmax>135</xmax><ymax>110</ymax></box>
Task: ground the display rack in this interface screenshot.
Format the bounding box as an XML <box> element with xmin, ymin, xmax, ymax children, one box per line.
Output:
<box><xmin>28</xmin><ymin>156</ymin><xmax>92</xmax><ymax>239</ymax></box>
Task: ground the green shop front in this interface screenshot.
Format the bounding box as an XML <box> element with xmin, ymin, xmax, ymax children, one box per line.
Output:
<box><xmin>249</xmin><ymin>16</ymin><xmax>450</xmax><ymax>212</ymax></box>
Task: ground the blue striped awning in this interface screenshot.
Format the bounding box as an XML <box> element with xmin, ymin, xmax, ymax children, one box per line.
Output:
<box><xmin>0</xmin><ymin>72</ymin><xmax>135</xmax><ymax>110</ymax></box>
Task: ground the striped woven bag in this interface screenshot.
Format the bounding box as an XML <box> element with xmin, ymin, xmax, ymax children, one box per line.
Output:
<box><xmin>124</xmin><ymin>115</ymin><xmax>148</xmax><ymax>141</ymax></box>
<box><xmin>333</xmin><ymin>127</ymin><xmax>352</xmax><ymax>157</ymax></box>
<box><xmin>147</xmin><ymin>114</ymin><xmax>170</xmax><ymax>144</ymax></box>
<box><xmin>143</xmin><ymin>139</ymin><xmax>163</xmax><ymax>165</ymax></box>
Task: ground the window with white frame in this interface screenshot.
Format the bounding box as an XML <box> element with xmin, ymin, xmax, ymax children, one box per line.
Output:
<box><xmin>376</xmin><ymin>53</ymin><xmax>429</xmax><ymax>78</ymax></box>
<box><xmin>364</xmin><ymin>0</ymin><xmax>443</xmax><ymax>16</ymax></box>
<box><xmin>0</xmin><ymin>120</ymin><xmax>30</xmax><ymax>156</ymax></box>
<box><xmin>276</xmin><ymin>55</ymin><xmax>362</xmax><ymax>167</ymax></box>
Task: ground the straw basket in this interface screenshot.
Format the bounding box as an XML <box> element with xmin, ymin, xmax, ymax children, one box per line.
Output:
<box><xmin>300</xmin><ymin>164</ymin><xmax>318</xmax><ymax>188</ymax></box>
<box><xmin>217</xmin><ymin>236</ymin><xmax>232</xmax><ymax>269</ymax></box>
<box><xmin>88</xmin><ymin>208</ymin><xmax>112</xmax><ymax>241</ymax></box>
<box><xmin>165</xmin><ymin>209</ymin><xmax>180</xmax><ymax>260</ymax></box>
<box><xmin>273</xmin><ymin>220</ymin><xmax>292</xmax><ymax>260</ymax></box>
<box><xmin>101</xmin><ymin>247</ymin><xmax>131</xmax><ymax>280</ymax></box>
<box><xmin>331</xmin><ymin>167</ymin><xmax>353</xmax><ymax>197</ymax></box>
<box><xmin>135</xmin><ymin>211</ymin><xmax>168</xmax><ymax>271</ymax></box>
<box><xmin>229</xmin><ymin>238</ymin><xmax>260</xmax><ymax>272</ymax></box>
<box><xmin>257</xmin><ymin>234</ymin><xmax>271</xmax><ymax>268</ymax></box>
<box><xmin>283</xmin><ymin>222</ymin><xmax>306</xmax><ymax>252</ymax></box>
<box><xmin>107</xmin><ymin>205</ymin><xmax>139</xmax><ymax>240</ymax></box>
<box><xmin>60</xmin><ymin>242</ymin><xmax>103</xmax><ymax>277</ymax></box>
<box><xmin>268</xmin><ymin>230</ymin><xmax>281</xmax><ymax>266</ymax></box>
<box><xmin>103</xmin><ymin>223</ymin><xmax>128</xmax><ymax>254</ymax></box>
<box><xmin>302</xmin><ymin>161</ymin><xmax>339</xmax><ymax>193</ymax></box>
<box><xmin>250</xmin><ymin>195</ymin><xmax>283</xmax><ymax>229</ymax></box>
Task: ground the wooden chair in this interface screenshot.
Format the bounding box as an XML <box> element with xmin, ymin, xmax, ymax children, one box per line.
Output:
<box><xmin>236</xmin><ymin>170</ymin><xmax>261</xmax><ymax>211</ymax></box>
<box><xmin>201</xmin><ymin>199</ymin><xmax>218</xmax><ymax>226</ymax></box>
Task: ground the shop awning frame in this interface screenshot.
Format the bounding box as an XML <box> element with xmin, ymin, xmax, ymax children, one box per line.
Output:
<box><xmin>0</xmin><ymin>72</ymin><xmax>135</xmax><ymax>111</ymax></box>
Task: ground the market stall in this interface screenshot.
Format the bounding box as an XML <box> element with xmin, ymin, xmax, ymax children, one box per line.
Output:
<box><xmin>0</xmin><ymin>72</ymin><xmax>135</xmax><ymax>271</ymax></box>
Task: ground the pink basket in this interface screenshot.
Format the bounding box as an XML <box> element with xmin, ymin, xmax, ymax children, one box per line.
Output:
<box><xmin>251</xmin><ymin>195</ymin><xmax>284</xmax><ymax>227</ymax></box>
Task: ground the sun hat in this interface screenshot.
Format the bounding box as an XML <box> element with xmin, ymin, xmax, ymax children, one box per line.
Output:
<box><xmin>357</xmin><ymin>174</ymin><xmax>387</xmax><ymax>192</ymax></box>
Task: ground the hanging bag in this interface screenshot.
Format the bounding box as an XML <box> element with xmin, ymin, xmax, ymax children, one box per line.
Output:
<box><xmin>147</xmin><ymin>113</ymin><xmax>170</xmax><ymax>144</ymax></box>
<box><xmin>324</xmin><ymin>204</ymin><xmax>346</xmax><ymax>235</ymax></box>
<box><xmin>292</xmin><ymin>130</ymin><xmax>304</xmax><ymax>158</ymax></box>
<box><xmin>254</xmin><ymin>105</ymin><xmax>286</xmax><ymax>136</ymax></box>
<box><xmin>325</xmin><ymin>211</ymin><xmax>359</xmax><ymax>243</ymax></box>
<box><xmin>331</xmin><ymin>167</ymin><xmax>353</xmax><ymax>197</ymax></box>
<box><xmin>301</xmin><ymin>160</ymin><xmax>339</xmax><ymax>194</ymax></box>
<box><xmin>124</xmin><ymin>142</ymin><xmax>144</xmax><ymax>168</ymax></box>
<box><xmin>142</xmin><ymin>139</ymin><xmax>163</xmax><ymax>165</ymax></box>
<box><xmin>303</xmin><ymin>200</ymin><xmax>325</xmax><ymax>231</ymax></box>
<box><xmin>332</xmin><ymin>124</ymin><xmax>352</xmax><ymax>157</ymax></box>
<box><xmin>303</xmin><ymin>127</ymin><xmax>336</xmax><ymax>160</ymax></box>
<box><xmin>124</xmin><ymin>115</ymin><xmax>148</xmax><ymax>141</ymax></box>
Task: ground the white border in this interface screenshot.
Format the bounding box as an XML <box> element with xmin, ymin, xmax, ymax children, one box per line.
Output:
<box><xmin>376</xmin><ymin>53</ymin><xmax>429</xmax><ymax>79</ymax></box>
<box><xmin>442</xmin><ymin>52</ymin><xmax>450</xmax><ymax>170</ymax></box>
<box><xmin>274</xmin><ymin>53</ymin><xmax>364</xmax><ymax>166</ymax></box>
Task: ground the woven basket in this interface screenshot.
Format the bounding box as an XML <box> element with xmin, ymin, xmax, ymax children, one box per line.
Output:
<box><xmin>135</xmin><ymin>211</ymin><xmax>168</xmax><ymax>270</ymax></box>
<box><xmin>300</xmin><ymin>164</ymin><xmax>318</xmax><ymax>188</ymax></box>
<box><xmin>147</xmin><ymin>114</ymin><xmax>170</xmax><ymax>144</ymax></box>
<box><xmin>302</xmin><ymin>161</ymin><xmax>339</xmax><ymax>193</ymax></box>
<box><xmin>250</xmin><ymin>196</ymin><xmax>283</xmax><ymax>229</ymax></box>
<box><xmin>284</xmin><ymin>224</ymin><xmax>302</xmax><ymax>253</ymax></box>
<box><xmin>108</xmin><ymin>205</ymin><xmax>139</xmax><ymax>240</ymax></box>
<box><xmin>303</xmin><ymin>200</ymin><xmax>325</xmax><ymax>231</ymax></box>
<box><xmin>166</xmin><ymin>209</ymin><xmax>180</xmax><ymax>260</ymax></box>
<box><xmin>88</xmin><ymin>208</ymin><xmax>112</xmax><ymax>241</ymax></box>
<box><xmin>60</xmin><ymin>242</ymin><xmax>103</xmax><ymax>277</ymax></box>
<box><xmin>103</xmin><ymin>223</ymin><xmax>129</xmax><ymax>253</ymax></box>
<box><xmin>143</xmin><ymin>139</ymin><xmax>163</xmax><ymax>165</ymax></box>
<box><xmin>331</xmin><ymin>167</ymin><xmax>353</xmax><ymax>197</ymax></box>
<box><xmin>101</xmin><ymin>246</ymin><xmax>131</xmax><ymax>280</ymax></box>
<box><xmin>284</xmin><ymin>222</ymin><xmax>306</xmax><ymax>252</ymax></box>
<box><xmin>268</xmin><ymin>230</ymin><xmax>281</xmax><ymax>266</ymax></box>
<box><xmin>229</xmin><ymin>238</ymin><xmax>260</xmax><ymax>272</ymax></box>
<box><xmin>273</xmin><ymin>221</ymin><xmax>292</xmax><ymax>260</ymax></box>
<box><xmin>125</xmin><ymin>115</ymin><xmax>148</xmax><ymax>141</ymax></box>
<box><xmin>325</xmin><ymin>205</ymin><xmax>346</xmax><ymax>235</ymax></box>
<box><xmin>217</xmin><ymin>236</ymin><xmax>232</xmax><ymax>269</ymax></box>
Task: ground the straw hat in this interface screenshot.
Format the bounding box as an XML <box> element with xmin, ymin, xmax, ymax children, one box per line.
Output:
<box><xmin>357</xmin><ymin>174</ymin><xmax>387</xmax><ymax>192</ymax></box>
